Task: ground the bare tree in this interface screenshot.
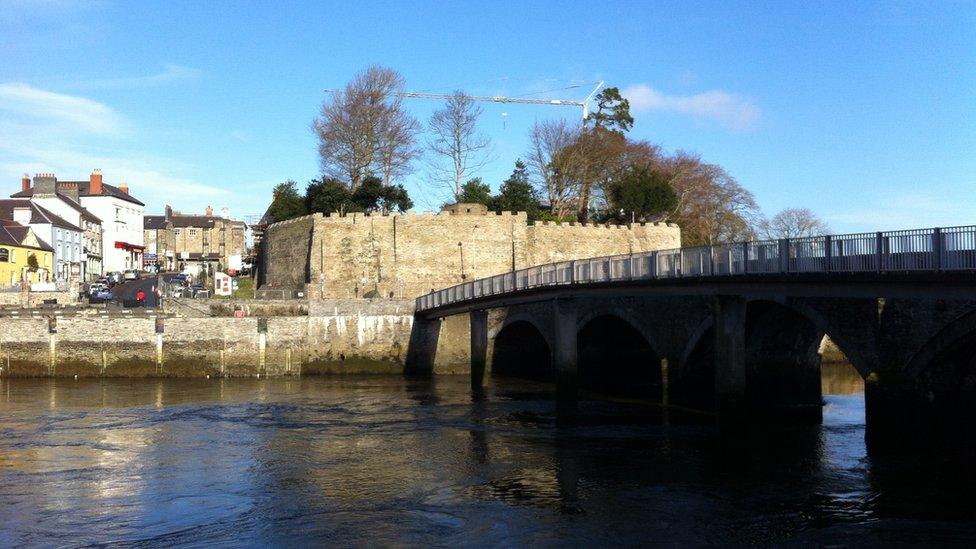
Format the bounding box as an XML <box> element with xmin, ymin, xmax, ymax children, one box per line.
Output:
<box><xmin>527</xmin><ymin>119</ymin><xmax>582</xmax><ymax>219</ymax></box>
<box><xmin>760</xmin><ymin>208</ymin><xmax>830</xmax><ymax>239</ymax></box>
<box><xmin>377</xmin><ymin>105</ymin><xmax>421</xmax><ymax>186</ymax></box>
<box><xmin>663</xmin><ymin>152</ymin><xmax>761</xmax><ymax>246</ymax></box>
<box><xmin>427</xmin><ymin>91</ymin><xmax>492</xmax><ymax>200</ymax></box>
<box><xmin>313</xmin><ymin>66</ymin><xmax>419</xmax><ymax>189</ymax></box>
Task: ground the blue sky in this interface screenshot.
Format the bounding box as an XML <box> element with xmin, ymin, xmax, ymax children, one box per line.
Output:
<box><xmin>1</xmin><ymin>0</ymin><xmax>973</xmax><ymax>233</ymax></box>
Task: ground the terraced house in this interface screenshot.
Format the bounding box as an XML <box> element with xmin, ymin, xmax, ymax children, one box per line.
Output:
<box><xmin>13</xmin><ymin>174</ymin><xmax>103</xmax><ymax>280</ymax></box>
<box><xmin>144</xmin><ymin>205</ymin><xmax>247</xmax><ymax>275</ymax></box>
<box><xmin>13</xmin><ymin>170</ymin><xmax>144</xmax><ymax>274</ymax></box>
<box><xmin>0</xmin><ymin>218</ymin><xmax>54</xmax><ymax>287</ymax></box>
<box><xmin>0</xmin><ymin>198</ymin><xmax>82</xmax><ymax>282</ymax></box>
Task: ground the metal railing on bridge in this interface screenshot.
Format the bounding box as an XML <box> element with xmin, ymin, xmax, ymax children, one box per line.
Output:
<box><xmin>416</xmin><ymin>225</ymin><xmax>976</xmax><ymax>312</ymax></box>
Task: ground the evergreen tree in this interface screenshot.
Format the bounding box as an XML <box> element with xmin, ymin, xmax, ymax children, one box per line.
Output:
<box><xmin>496</xmin><ymin>160</ymin><xmax>541</xmax><ymax>220</ymax></box>
<box><xmin>457</xmin><ymin>177</ymin><xmax>494</xmax><ymax>208</ymax></box>
<box><xmin>306</xmin><ymin>178</ymin><xmax>354</xmax><ymax>214</ymax></box>
<box><xmin>606</xmin><ymin>167</ymin><xmax>678</xmax><ymax>223</ymax></box>
<box><xmin>267</xmin><ymin>180</ymin><xmax>307</xmax><ymax>222</ymax></box>
<box><xmin>351</xmin><ymin>176</ymin><xmax>413</xmax><ymax>213</ymax></box>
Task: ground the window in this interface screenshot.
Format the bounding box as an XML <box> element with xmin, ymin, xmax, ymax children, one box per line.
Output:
<box><xmin>174</xmin><ymin>228</ymin><xmax>182</xmax><ymax>236</ymax></box>
<box><xmin>0</xmin><ymin>248</ymin><xmax>8</xmax><ymax>262</ymax></box>
<box><xmin>189</xmin><ymin>229</ymin><xmax>198</xmax><ymax>237</ymax></box>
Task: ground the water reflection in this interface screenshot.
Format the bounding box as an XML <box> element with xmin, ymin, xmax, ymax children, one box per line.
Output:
<box><xmin>0</xmin><ymin>364</ymin><xmax>973</xmax><ymax>545</ymax></box>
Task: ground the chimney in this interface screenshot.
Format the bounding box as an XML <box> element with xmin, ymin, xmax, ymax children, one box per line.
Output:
<box><xmin>165</xmin><ymin>204</ymin><xmax>173</xmax><ymax>221</ymax></box>
<box><xmin>59</xmin><ymin>181</ymin><xmax>80</xmax><ymax>203</ymax></box>
<box><xmin>205</xmin><ymin>205</ymin><xmax>213</xmax><ymax>216</ymax></box>
<box><xmin>21</xmin><ymin>173</ymin><xmax>29</xmax><ymax>193</ymax></box>
<box><xmin>119</xmin><ymin>182</ymin><xmax>129</xmax><ymax>195</ymax></box>
<box><xmin>33</xmin><ymin>173</ymin><xmax>57</xmax><ymax>196</ymax></box>
<box><xmin>13</xmin><ymin>206</ymin><xmax>32</xmax><ymax>226</ymax></box>
<box><xmin>90</xmin><ymin>169</ymin><xmax>103</xmax><ymax>195</ymax></box>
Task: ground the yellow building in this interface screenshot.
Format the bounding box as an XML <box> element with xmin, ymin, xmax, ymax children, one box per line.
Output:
<box><xmin>0</xmin><ymin>219</ymin><xmax>53</xmax><ymax>287</ymax></box>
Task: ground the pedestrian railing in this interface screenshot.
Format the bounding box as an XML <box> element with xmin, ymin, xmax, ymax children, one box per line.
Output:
<box><xmin>415</xmin><ymin>225</ymin><xmax>976</xmax><ymax>312</ymax></box>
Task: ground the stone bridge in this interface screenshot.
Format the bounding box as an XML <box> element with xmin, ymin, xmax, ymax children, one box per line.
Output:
<box><xmin>405</xmin><ymin>226</ymin><xmax>976</xmax><ymax>432</ymax></box>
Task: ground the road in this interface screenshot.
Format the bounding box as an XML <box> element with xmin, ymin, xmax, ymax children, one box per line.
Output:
<box><xmin>112</xmin><ymin>276</ymin><xmax>163</xmax><ymax>307</ymax></box>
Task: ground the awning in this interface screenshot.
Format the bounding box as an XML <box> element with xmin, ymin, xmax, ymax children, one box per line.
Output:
<box><xmin>114</xmin><ymin>241</ymin><xmax>145</xmax><ymax>251</ymax></box>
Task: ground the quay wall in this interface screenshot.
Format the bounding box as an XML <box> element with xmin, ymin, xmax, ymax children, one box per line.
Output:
<box><xmin>0</xmin><ymin>299</ymin><xmax>469</xmax><ymax>377</ymax></box>
<box><xmin>261</xmin><ymin>211</ymin><xmax>681</xmax><ymax>300</ymax></box>
<box><xmin>0</xmin><ymin>291</ymin><xmax>77</xmax><ymax>307</ymax></box>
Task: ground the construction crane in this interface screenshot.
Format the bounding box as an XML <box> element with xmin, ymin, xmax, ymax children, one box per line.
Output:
<box><xmin>323</xmin><ymin>81</ymin><xmax>604</xmax><ymax>120</ymax></box>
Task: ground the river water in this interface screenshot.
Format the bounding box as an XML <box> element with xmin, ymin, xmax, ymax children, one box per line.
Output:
<box><xmin>1</xmin><ymin>364</ymin><xmax>974</xmax><ymax>546</ymax></box>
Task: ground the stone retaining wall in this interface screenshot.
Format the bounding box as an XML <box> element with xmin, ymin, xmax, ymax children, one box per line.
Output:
<box><xmin>0</xmin><ymin>291</ymin><xmax>77</xmax><ymax>307</ymax></box>
<box><xmin>0</xmin><ymin>299</ymin><xmax>469</xmax><ymax>377</ymax></box>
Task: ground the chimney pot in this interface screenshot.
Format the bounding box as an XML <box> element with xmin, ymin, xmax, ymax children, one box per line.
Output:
<box><xmin>90</xmin><ymin>169</ymin><xmax>103</xmax><ymax>195</ymax></box>
<box><xmin>21</xmin><ymin>173</ymin><xmax>30</xmax><ymax>193</ymax></box>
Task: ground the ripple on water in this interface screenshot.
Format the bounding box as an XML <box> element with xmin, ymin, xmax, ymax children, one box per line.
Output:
<box><xmin>0</xmin><ymin>376</ymin><xmax>973</xmax><ymax>545</ymax></box>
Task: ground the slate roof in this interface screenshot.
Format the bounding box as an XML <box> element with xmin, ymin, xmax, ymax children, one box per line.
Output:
<box><xmin>0</xmin><ymin>199</ymin><xmax>82</xmax><ymax>232</ymax></box>
<box><xmin>144</xmin><ymin>215</ymin><xmax>168</xmax><ymax>230</ymax></box>
<box><xmin>0</xmin><ymin>219</ymin><xmax>53</xmax><ymax>251</ymax></box>
<box><xmin>12</xmin><ymin>180</ymin><xmax>144</xmax><ymax>206</ymax></box>
<box><xmin>144</xmin><ymin>214</ymin><xmax>246</xmax><ymax>230</ymax></box>
<box><xmin>53</xmin><ymin>193</ymin><xmax>102</xmax><ymax>224</ymax></box>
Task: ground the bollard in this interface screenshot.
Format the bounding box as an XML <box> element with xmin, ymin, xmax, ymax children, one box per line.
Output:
<box><xmin>156</xmin><ymin>333</ymin><xmax>163</xmax><ymax>374</ymax></box>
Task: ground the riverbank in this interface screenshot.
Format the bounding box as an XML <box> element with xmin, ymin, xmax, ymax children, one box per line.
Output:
<box><xmin>0</xmin><ymin>299</ymin><xmax>454</xmax><ymax>378</ymax></box>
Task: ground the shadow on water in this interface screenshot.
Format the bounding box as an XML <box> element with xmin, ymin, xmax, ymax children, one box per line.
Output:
<box><xmin>1</xmin><ymin>361</ymin><xmax>975</xmax><ymax>545</ymax></box>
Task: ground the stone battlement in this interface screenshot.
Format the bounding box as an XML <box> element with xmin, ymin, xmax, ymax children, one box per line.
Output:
<box><xmin>265</xmin><ymin>210</ymin><xmax>530</xmax><ymax>230</ymax></box>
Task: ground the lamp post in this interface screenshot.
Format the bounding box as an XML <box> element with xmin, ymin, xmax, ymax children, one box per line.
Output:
<box><xmin>458</xmin><ymin>241</ymin><xmax>465</xmax><ymax>280</ymax></box>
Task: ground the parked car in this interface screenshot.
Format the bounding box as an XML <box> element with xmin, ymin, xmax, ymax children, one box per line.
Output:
<box><xmin>108</xmin><ymin>272</ymin><xmax>123</xmax><ymax>285</ymax></box>
<box><xmin>123</xmin><ymin>269</ymin><xmax>141</xmax><ymax>281</ymax></box>
<box><xmin>92</xmin><ymin>288</ymin><xmax>113</xmax><ymax>301</ymax></box>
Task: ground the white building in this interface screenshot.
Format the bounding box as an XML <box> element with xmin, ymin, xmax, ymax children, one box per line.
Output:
<box><xmin>0</xmin><ymin>198</ymin><xmax>83</xmax><ymax>281</ymax></box>
<box><xmin>14</xmin><ymin>171</ymin><xmax>144</xmax><ymax>273</ymax></box>
<box><xmin>18</xmin><ymin>174</ymin><xmax>103</xmax><ymax>280</ymax></box>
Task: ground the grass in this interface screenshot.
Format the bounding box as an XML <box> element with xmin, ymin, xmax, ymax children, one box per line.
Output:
<box><xmin>212</xmin><ymin>276</ymin><xmax>256</xmax><ymax>299</ymax></box>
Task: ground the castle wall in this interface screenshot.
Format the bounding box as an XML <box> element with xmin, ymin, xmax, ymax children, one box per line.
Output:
<box><xmin>526</xmin><ymin>221</ymin><xmax>681</xmax><ymax>265</ymax></box>
<box><xmin>262</xmin><ymin>214</ymin><xmax>316</xmax><ymax>290</ymax></box>
<box><xmin>261</xmin><ymin>211</ymin><xmax>681</xmax><ymax>299</ymax></box>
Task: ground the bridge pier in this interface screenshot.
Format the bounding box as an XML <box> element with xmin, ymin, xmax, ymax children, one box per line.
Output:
<box><xmin>404</xmin><ymin>317</ymin><xmax>442</xmax><ymax>376</ymax></box>
<box><xmin>714</xmin><ymin>295</ymin><xmax>747</xmax><ymax>418</ymax></box>
<box><xmin>553</xmin><ymin>299</ymin><xmax>579</xmax><ymax>423</ymax></box>
<box><xmin>470</xmin><ymin>310</ymin><xmax>488</xmax><ymax>392</ymax></box>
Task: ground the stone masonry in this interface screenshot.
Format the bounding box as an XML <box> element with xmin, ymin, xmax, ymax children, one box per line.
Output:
<box><xmin>261</xmin><ymin>209</ymin><xmax>681</xmax><ymax>299</ymax></box>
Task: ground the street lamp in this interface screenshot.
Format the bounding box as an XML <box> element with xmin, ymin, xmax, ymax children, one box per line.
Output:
<box><xmin>458</xmin><ymin>241</ymin><xmax>466</xmax><ymax>280</ymax></box>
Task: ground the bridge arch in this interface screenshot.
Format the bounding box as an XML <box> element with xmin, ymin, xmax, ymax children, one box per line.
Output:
<box><xmin>576</xmin><ymin>313</ymin><xmax>663</xmax><ymax>401</ymax></box>
<box><xmin>905</xmin><ymin>309</ymin><xmax>976</xmax><ymax>379</ymax></box>
<box><xmin>744</xmin><ymin>299</ymin><xmax>826</xmax><ymax>419</ymax></box>
<box><xmin>491</xmin><ymin>318</ymin><xmax>553</xmax><ymax>380</ymax></box>
<box><xmin>757</xmin><ymin>296</ymin><xmax>870</xmax><ymax>379</ymax></box>
<box><xmin>673</xmin><ymin>317</ymin><xmax>716</xmax><ymax>409</ymax></box>
<box><xmin>672</xmin><ymin>298</ymin><xmax>863</xmax><ymax>414</ymax></box>
<box><xmin>901</xmin><ymin>310</ymin><xmax>976</xmax><ymax>421</ymax></box>
<box><xmin>575</xmin><ymin>306</ymin><xmax>663</xmax><ymax>360</ymax></box>
<box><xmin>488</xmin><ymin>312</ymin><xmax>553</xmax><ymax>349</ymax></box>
